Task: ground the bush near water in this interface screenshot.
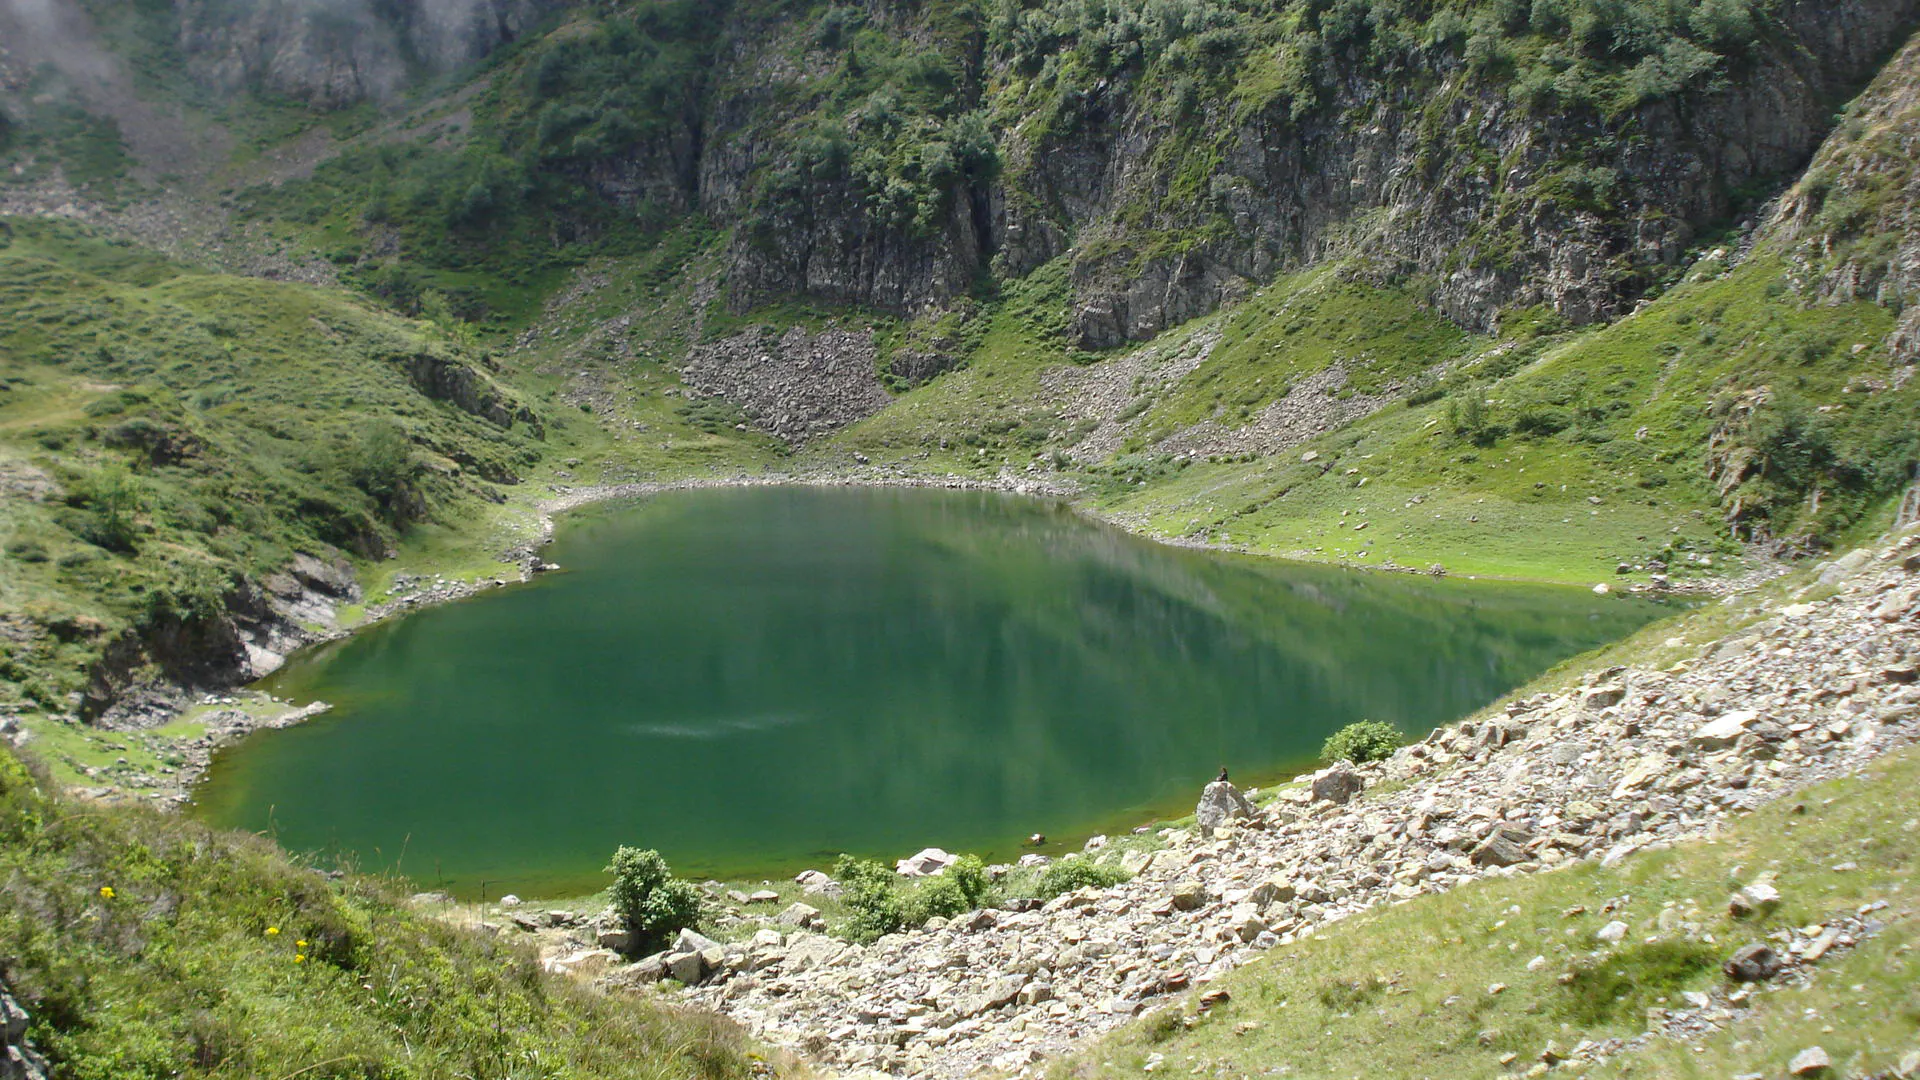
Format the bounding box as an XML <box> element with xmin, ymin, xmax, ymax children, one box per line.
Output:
<box><xmin>606</xmin><ymin>846</ymin><xmax>705</xmax><ymax>955</ymax></box>
<box><xmin>1321</xmin><ymin>719</ymin><xmax>1405</xmax><ymax>765</ymax></box>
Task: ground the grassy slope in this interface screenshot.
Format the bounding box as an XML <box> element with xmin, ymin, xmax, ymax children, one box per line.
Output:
<box><xmin>0</xmin><ymin>747</ymin><xmax>769</xmax><ymax>1080</ymax></box>
<box><xmin>1055</xmin><ymin>746</ymin><xmax>1920</xmax><ymax>1080</ymax></box>
<box><xmin>810</xmin><ymin>243</ymin><xmax>1912</xmax><ymax>584</ymax></box>
<box><xmin>0</xmin><ymin>217</ymin><xmax>778</xmax><ymax>773</ymax></box>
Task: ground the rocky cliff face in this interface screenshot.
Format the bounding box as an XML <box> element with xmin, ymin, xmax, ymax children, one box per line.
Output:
<box><xmin>1762</xmin><ymin>28</ymin><xmax>1920</xmax><ymax>367</ymax></box>
<box><xmin>171</xmin><ymin>0</ymin><xmax>569</xmax><ymax>107</ymax></box>
<box><xmin>1004</xmin><ymin>0</ymin><xmax>1920</xmax><ymax>345</ymax></box>
<box><xmin>1</xmin><ymin>976</ymin><xmax>50</xmax><ymax>1080</ymax></box>
<box><xmin>553</xmin><ymin>0</ymin><xmax>1920</xmax><ymax>347</ymax></box>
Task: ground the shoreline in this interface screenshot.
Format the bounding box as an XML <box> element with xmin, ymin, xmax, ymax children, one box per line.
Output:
<box><xmin>81</xmin><ymin>464</ymin><xmax>1744</xmax><ymax>813</ymax></box>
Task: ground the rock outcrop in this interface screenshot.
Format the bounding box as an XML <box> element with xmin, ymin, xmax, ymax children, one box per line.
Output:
<box><xmin>173</xmin><ymin>0</ymin><xmax>570</xmax><ymax>108</ymax></box>
<box><xmin>1193</xmin><ymin>780</ymin><xmax>1255</xmax><ymax>835</ymax></box>
<box><xmin>1</xmin><ymin>977</ymin><xmax>50</xmax><ymax>1080</ymax></box>
<box><xmin>393</xmin><ymin>351</ymin><xmax>544</xmax><ymax>438</ymax></box>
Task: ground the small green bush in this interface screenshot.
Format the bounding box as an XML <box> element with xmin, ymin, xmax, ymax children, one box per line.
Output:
<box><xmin>1321</xmin><ymin>719</ymin><xmax>1403</xmax><ymax>764</ymax></box>
<box><xmin>835</xmin><ymin>854</ymin><xmax>909</xmax><ymax>943</ymax></box>
<box><xmin>605</xmin><ymin>846</ymin><xmax>703</xmax><ymax>955</ymax></box>
<box><xmin>1030</xmin><ymin>858</ymin><xmax>1130</xmax><ymax>900</ymax></box>
<box><xmin>904</xmin><ymin>855</ymin><xmax>994</xmax><ymax>924</ymax></box>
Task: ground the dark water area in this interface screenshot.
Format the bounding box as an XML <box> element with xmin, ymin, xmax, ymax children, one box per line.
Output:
<box><xmin>193</xmin><ymin>486</ymin><xmax>1666</xmax><ymax>897</ymax></box>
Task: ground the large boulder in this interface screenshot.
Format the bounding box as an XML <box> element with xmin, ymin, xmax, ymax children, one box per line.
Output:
<box><xmin>775</xmin><ymin>902</ymin><xmax>824</xmax><ymax>930</ymax></box>
<box><xmin>670</xmin><ymin>928</ymin><xmax>721</xmax><ymax>955</ymax></box>
<box><xmin>1470</xmin><ymin>825</ymin><xmax>1535</xmax><ymax>867</ymax></box>
<box><xmin>1725</xmin><ymin>943</ymin><xmax>1783</xmax><ymax>982</ymax></box>
<box><xmin>895</xmin><ymin>847</ymin><xmax>959</xmax><ymax>876</ymax></box>
<box><xmin>666</xmin><ymin>950</ymin><xmax>706</xmax><ymax>984</ymax></box>
<box><xmin>1310</xmin><ymin>765</ymin><xmax>1364</xmax><ymax>806</ymax></box>
<box><xmin>1691</xmin><ymin>709</ymin><xmax>1763</xmax><ymax>751</ymax></box>
<box><xmin>957</xmin><ymin>974</ymin><xmax>1028</xmax><ymax>1018</ymax></box>
<box><xmin>1196</xmin><ymin>780</ymin><xmax>1258</xmax><ymax>833</ymax></box>
<box><xmin>793</xmin><ymin>869</ymin><xmax>842</xmax><ymax>897</ymax></box>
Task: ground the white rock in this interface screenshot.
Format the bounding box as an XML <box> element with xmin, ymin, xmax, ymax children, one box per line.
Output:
<box><xmin>896</xmin><ymin>847</ymin><xmax>959</xmax><ymax>876</ymax></box>
<box><xmin>1691</xmin><ymin>709</ymin><xmax>1762</xmax><ymax>750</ymax></box>
<box><xmin>1788</xmin><ymin>1046</ymin><xmax>1831</xmax><ymax>1076</ymax></box>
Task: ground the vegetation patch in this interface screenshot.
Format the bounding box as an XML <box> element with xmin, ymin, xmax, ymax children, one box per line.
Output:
<box><xmin>0</xmin><ymin>749</ymin><xmax>762</xmax><ymax>1079</ymax></box>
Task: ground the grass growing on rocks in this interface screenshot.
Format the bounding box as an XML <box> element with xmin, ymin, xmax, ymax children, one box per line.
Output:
<box><xmin>1056</xmin><ymin>746</ymin><xmax>1920</xmax><ymax>1080</ymax></box>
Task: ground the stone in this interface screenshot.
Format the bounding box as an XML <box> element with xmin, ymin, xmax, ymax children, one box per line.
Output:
<box><xmin>896</xmin><ymin>847</ymin><xmax>959</xmax><ymax>876</ymax></box>
<box><xmin>1596</xmin><ymin>920</ymin><xmax>1630</xmax><ymax>943</ymax></box>
<box><xmin>960</xmin><ymin>908</ymin><xmax>998</xmax><ymax>932</ymax></box>
<box><xmin>1730</xmin><ymin>880</ymin><xmax>1782</xmax><ymax>917</ymax></box>
<box><xmin>958</xmin><ymin>975</ymin><xmax>1028</xmax><ymax>1018</ymax></box>
<box><xmin>595</xmin><ymin>926</ymin><xmax>633</xmax><ymax>952</ymax></box>
<box><xmin>1019</xmin><ymin>982</ymin><xmax>1054</xmax><ymax>1006</ymax></box>
<box><xmin>498</xmin><ymin>894</ymin><xmax>521</xmax><ymax>908</ymax></box>
<box><xmin>794</xmin><ymin>869</ymin><xmax>838</xmax><ymax>895</ymax></box>
<box><xmin>1226</xmin><ymin>904</ymin><xmax>1267</xmax><ymax>941</ymax></box>
<box><xmin>1691</xmin><ymin>709</ymin><xmax>1762</xmax><ymax>750</ymax></box>
<box><xmin>1895</xmin><ymin>1050</ymin><xmax>1920</xmax><ymax>1079</ymax></box>
<box><xmin>1470</xmin><ymin>826</ymin><xmax>1533</xmax><ymax>868</ymax></box>
<box><xmin>1613</xmin><ymin>756</ymin><xmax>1667</xmax><ymax>795</ymax></box>
<box><xmin>671</xmin><ymin>928</ymin><xmax>721</xmax><ymax>955</ymax></box>
<box><xmin>1724</xmin><ymin>944</ymin><xmax>1781</xmax><ymax>982</ymax></box>
<box><xmin>547</xmin><ymin>948</ymin><xmax>619</xmax><ymax>979</ymax></box>
<box><xmin>1250</xmin><ymin>875</ymin><xmax>1297</xmax><ymax>906</ymax></box>
<box><xmin>1310</xmin><ymin>765</ymin><xmax>1364</xmax><ymax>805</ymax></box>
<box><xmin>1169</xmin><ymin>880</ymin><xmax>1209</xmax><ymax>911</ymax></box>
<box><xmin>1195</xmin><ymin>780</ymin><xmax>1258</xmax><ymax>832</ymax></box>
<box><xmin>1582</xmin><ymin>684</ymin><xmax>1626</xmax><ymax>709</ymax></box>
<box><xmin>611</xmin><ymin>954</ymin><xmax>669</xmax><ymax>985</ymax></box>
<box><xmin>776</xmin><ymin>902</ymin><xmax>823</xmax><ymax>929</ymax></box>
<box><xmin>1788</xmin><ymin>1046</ymin><xmax>1831</xmax><ymax>1076</ymax></box>
<box><xmin>1802</xmin><ymin>927</ymin><xmax>1842</xmax><ymax>962</ymax></box>
<box><xmin>747</xmin><ymin>889</ymin><xmax>780</xmax><ymax>904</ymax></box>
<box><xmin>666</xmin><ymin>950</ymin><xmax>706</xmax><ymax>984</ymax></box>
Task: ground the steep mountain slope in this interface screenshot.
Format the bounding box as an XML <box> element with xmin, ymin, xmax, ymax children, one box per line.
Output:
<box><xmin>199</xmin><ymin>0</ymin><xmax>1920</xmax><ymax>341</ymax></box>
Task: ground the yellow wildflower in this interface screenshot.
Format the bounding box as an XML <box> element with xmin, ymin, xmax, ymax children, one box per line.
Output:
<box><xmin>296</xmin><ymin>940</ymin><xmax>308</xmax><ymax>948</ymax></box>
<box><xmin>98</xmin><ymin>886</ymin><xmax>115</xmax><ymax>900</ymax></box>
<box><xmin>293</xmin><ymin>954</ymin><xmax>305</xmax><ymax>964</ymax></box>
<box><xmin>265</xmin><ymin>926</ymin><xmax>280</xmax><ymax>936</ymax></box>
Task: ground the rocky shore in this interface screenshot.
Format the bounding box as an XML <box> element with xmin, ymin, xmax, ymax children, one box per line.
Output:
<box><xmin>534</xmin><ymin>525</ymin><xmax>1920</xmax><ymax>1079</ymax></box>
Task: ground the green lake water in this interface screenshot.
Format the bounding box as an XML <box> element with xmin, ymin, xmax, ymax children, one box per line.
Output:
<box><xmin>193</xmin><ymin>486</ymin><xmax>1666</xmax><ymax>897</ymax></box>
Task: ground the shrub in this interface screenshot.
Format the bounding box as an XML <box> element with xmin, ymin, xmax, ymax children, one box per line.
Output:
<box><xmin>1030</xmin><ymin>858</ymin><xmax>1130</xmax><ymax>900</ymax></box>
<box><xmin>835</xmin><ymin>854</ymin><xmax>908</xmax><ymax>943</ymax></box>
<box><xmin>75</xmin><ymin>464</ymin><xmax>142</xmax><ymax>552</ymax></box>
<box><xmin>605</xmin><ymin>846</ymin><xmax>703</xmax><ymax>954</ymax></box>
<box><xmin>1321</xmin><ymin>719</ymin><xmax>1403</xmax><ymax>764</ymax></box>
<box><xmin>904</xmin><ymin>855</ymin><xmax>994</xmax><ymax>923</ymax></box>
